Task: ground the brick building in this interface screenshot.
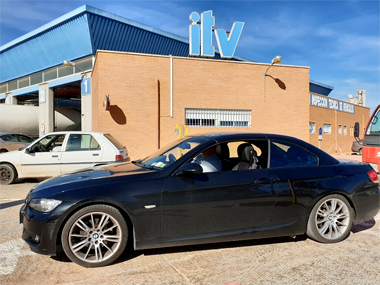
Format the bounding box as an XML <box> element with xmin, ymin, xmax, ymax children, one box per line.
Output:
<box><xmin>1</xmin><ymin>5</ymin><xmax>370</xmax><ymax>160</ymax></box>
<box><xmin>92</xmin><ymin>51</ymin><xmax>369</xmax><ymax>160</ymax></box>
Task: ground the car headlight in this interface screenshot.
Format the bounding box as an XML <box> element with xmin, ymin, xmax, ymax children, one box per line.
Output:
<box><xmin>29</xmin><ymin>198</ymin><xmax>62</xmax><ymax>213</ymax></box>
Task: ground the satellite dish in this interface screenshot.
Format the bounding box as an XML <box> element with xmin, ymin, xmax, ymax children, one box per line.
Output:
<box><xmin>104</xmin><ymin>94</ymin><xmax>110</xmax><ymax>111</ymax></box>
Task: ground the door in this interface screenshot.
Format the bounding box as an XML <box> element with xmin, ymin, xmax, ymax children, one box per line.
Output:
<box><xmin>20</xmin><ymin>134</ymin><xmax>65</xmax><ymax>177</ymax></box>
<box><xmin>60</xmin><ymin>134</ymin><xmax>103</xmax><ymax>173</ymax></box>
<box><xmin>161</xmin><ymin>168</ymin><xmax>278</xmax><ymax>239</ymax></box>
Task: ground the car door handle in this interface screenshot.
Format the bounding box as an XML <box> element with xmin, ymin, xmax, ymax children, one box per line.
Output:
<box><xmin>93</xmin><ymin>154</ymin><xmax>99</xmax><ymax>156</ymax></box>
<box><xmin>52</xmin><ymin>155</ymin><xmax>58</xmax><ymax>158</ymax></box>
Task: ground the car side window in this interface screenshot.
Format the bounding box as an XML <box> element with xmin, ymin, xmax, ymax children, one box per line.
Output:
<box><xmin>220</xmin><ymin>140</ymin><xmax>268</xmax><ymax>171</ymax></box>
<box><xmin>18</xmin><ymin>135</ymin><xmax>34</xmax><ymax>143</ymax></box>
<box><xmin>65</xmin><ymin>134</ymin><xmax>101</xmax><ymax>152</ymax></box>
<box><xmin>1</xmin><ymin>134</ymin><xmax>17</xmax><ymax>142</ymax></box>
<box><xmin>31</xmin><ymin>134</ymin><xmax>66</xmax><ymax>152</ymax></box>
<box><xmin>270</xmin><ymin>140</ymin><xmax>318</xmax><ymax>168</ymax></box>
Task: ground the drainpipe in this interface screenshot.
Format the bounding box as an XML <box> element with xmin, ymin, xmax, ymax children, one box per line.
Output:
<box><xmin>156</xmin><ymin>78</ymin><xmax>161</xmax><ymax>149</ymax></box>
<box><xmin>170</xmin><ymin>55</ymin><xmax>173</xmax><ymax>118</ymax></box>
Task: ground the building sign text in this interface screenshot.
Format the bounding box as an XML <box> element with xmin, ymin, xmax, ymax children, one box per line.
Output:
<box><xmin>189</xmin><ymin>10</ymin><xmax>244</xmax><ymax>59</ymax></box>
<box><xmin>310</xmin><ymin>94</ymin><xmax>355</xmax><ymax>114</ymax></box>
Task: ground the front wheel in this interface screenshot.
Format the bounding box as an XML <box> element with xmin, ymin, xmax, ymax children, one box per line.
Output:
<box><xmin>0</xmin><ymin>164</ymin><xmax>17</xmax><ymax>185</ymax></box>
<box><xmin>307</xmin><ymin>194</ymin><xmax>353</xmax><ymax>243</ymax></box>
<box><xmin>61</xmin><ymin>204</ymin><xmax>128</xmax><ymax>267</ymax></box>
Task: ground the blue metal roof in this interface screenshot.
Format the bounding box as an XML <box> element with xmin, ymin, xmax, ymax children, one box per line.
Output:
<box><xmin>309</xmin><ymin>80</ymin><xmax>334</xmax><ymax>96</ymax></box>
<box><xmin>0</xmin><ymin>5</ymin><xmax>248</xmax><ymax>84</ymax></box>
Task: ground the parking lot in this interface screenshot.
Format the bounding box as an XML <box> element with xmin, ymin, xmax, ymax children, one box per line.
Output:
<box><xmin>1</xmin><ymin>154</ymin><xmax>379</xmax><ymax>285</ymax></box>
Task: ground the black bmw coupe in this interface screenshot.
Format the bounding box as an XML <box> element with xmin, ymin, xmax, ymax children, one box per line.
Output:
<box><xmin>20</xmin><ymin>133</ymin><xmax>379</xmax><ymax>267</ymax></box>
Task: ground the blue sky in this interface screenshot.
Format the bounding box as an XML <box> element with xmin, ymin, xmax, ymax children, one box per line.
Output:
<box><xmin>1</xmin><ymin>0</ymin><xmax>379</xmax><ymax>113</ymax></box>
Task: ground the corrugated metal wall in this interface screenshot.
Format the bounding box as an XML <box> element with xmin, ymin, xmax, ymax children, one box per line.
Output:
<box><xmin>0</xmin><ymin>14</ymin><xmax>93</xmax><ymax>83</ymax></box>
<box><xmin>88</xmin><ymin>13</ymin><xmax>189</xmax><ymax>57</ymax></box>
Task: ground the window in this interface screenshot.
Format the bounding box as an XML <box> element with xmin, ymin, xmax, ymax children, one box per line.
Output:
<box><xmin>30</xmin><ymin>73</ymin><xmax>43</xmax><ymax>85</ymax></box>
<box><xmin>65</xmin><ymin>134</ymin><xmax>100</xmax><ymax>151</ymax></box>
<box><xmin>366</xmin><ymin>107</ymin><xmax>380</xmax><ymax>135</ymax></box>
<box><xmin>309</xmin><ymin>122</ymin><xmax>315</xmax><ymax>134</ymax></box>
<box><xmin>17</xmin><ymin>135</ymin><xmax>34</xmax><ymax>143</ymax></box>
<box><xmin>323</xmin><ymin>124</ymin><xmax>331</xmax><ymax>134</ymax></box>
<box><xmin>1</xmin><ymin>134</ymin><xmax>17</xmax><ymax>142</ymax></box>
<box><xmin>43</xmin><ymin>68</ymin><xmax>57</xmax><ymax>81</ymax></box>
<box><xmin>185</xmin><ymin>109</ymin><xmax>251</xmax><ymax>127</ymax></box>
<box><xmin>343</xmin><ymin>126</ymin><xmax>347</xmax><ymax>135</ymax></box>
<box><xmin>18</xmin><ymin>77</ymin><xmax>30</xmax><ymax>89</ymax></box>
<box><xmin>338</xmin><ymin>125</ymin><xmax>342</xmax><ymax>135</ymax></box>
<box><xmin>270</xmin><ymin>140</ymin><xmax>318</xmax><ymax>168</ymax></box>
<box><xmin>31</xmin><ymin>134</ymin><xmax>65</xmax><ymax>152</ymax></box>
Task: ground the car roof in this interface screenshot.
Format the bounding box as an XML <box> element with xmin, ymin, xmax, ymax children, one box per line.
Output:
<box><xmin>43</xmin><ymin>131</ymin><xmax>108</xmax><ymax>135</ymax></box>
<box><xmin>0</xmin><ymin>132</ymin><xmax>33</xmax><ymax>137</ymax></box>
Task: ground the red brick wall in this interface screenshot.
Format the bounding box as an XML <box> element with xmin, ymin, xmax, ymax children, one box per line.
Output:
<box><xmin>309</xmin><ymin>104</ymin><xmax>370</xmax><ymax>153</ymax></box>
<box><xmin>92</xmin><ymin>51</ymin><xmax>310</xmax><ymax>160</ymax></box>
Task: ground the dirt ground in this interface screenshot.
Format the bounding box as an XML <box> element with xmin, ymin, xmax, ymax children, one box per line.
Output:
<box><xmin>1</xmin><ymin>154</ymin><xmax>379</xmax><ymax>285</ymax></box>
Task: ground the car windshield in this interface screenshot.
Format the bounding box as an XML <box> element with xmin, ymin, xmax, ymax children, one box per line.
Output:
<box><xmin>135</xmin><ymin>137</ymin><xmax>208</xmax><ymax>170</ymax></box>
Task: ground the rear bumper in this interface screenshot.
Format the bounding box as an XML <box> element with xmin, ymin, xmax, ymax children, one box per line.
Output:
<box><xmin>352</xmin><ymin>186</ymin><xmax>380</xmax><ymax>224</ymax></box>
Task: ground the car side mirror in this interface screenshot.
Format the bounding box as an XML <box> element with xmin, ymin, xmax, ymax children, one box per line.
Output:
<box><xmin>181</xmin><ymin>163</ymin><xmax>203</xmax><ymax>175</ymax></box>
<box><xmin>24</xmin><ymin>147</ymin><xmax>30</xmax><ymax>154</ymax></box>
<box><xmin>354</xmin><ymin>122</ymin><xmax>360</xmax><ymax>138</ymax></box>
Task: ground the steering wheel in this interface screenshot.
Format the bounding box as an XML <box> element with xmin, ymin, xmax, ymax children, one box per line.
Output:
<box><xmin>39</xmin><ymin>145</ymin><xmax>47</xmax><ymax>152</ymax></box>
<box><xmin>168</xmin><ymin>154</ymin><xmax>177</xmax><ymax>163</ymax></box>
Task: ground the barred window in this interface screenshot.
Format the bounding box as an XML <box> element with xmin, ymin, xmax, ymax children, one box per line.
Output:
<box><xmin>185</xmin><ymin>109</ymin><xmax>251</xmax><ymax>127</ymax></box>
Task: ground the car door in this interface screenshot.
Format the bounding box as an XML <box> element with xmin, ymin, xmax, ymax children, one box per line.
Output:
<box><xmin>161</xmin><ymin>167</ymin><xmax>278</xmax><ymax>240</ymax></box>
<box><xmin>60</xmin><ymin>134</ymin><xmax>103</xmax><ymax>173</ymax></box>
<box><xmin>268</xmin><ymin>139</ymin><xmax>320</xmax><ymax>223</ymax></box>
<box><xmin>20</xmin><ymin>134</ymin><xmax>64</xmax><ymax>177</ymax></box>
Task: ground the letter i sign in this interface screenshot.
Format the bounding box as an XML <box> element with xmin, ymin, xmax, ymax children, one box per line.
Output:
<box><xmin>189</xmin><ymin>10</ymin><xmax>244</xmax><ymax>59</ymax></box>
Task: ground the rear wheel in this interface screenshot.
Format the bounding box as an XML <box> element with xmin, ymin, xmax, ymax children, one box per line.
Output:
<box><xmin>61</xmin><ymin>204</ymin><xmax>128</xmax><ymax>267</ymax></box>
<box><xmin>307</xmin><ymin>194</ymin><xmax>353</xmax><ymax>243</ymax></box>
<box><xmin>0</xmin><ymin>164</ymin><xmax>17</xmax><ymax>185</ymax></box>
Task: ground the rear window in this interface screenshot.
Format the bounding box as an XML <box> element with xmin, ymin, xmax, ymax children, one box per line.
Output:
<box><xmin>104</xmin><ymin>134</ymin><xmax>125</xmax><ymax>150</ymax></box>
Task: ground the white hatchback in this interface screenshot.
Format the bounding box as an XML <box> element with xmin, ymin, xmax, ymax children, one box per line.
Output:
<box><xmin>0</xmin><ymin>131</ymin><xmax>128</xmax><ymax>184</ymax></box>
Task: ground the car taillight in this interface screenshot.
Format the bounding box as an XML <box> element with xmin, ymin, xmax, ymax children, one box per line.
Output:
<box><xmin>367</xmin><ymin>170</ymin><xmax>379</xmax><ymax>184</ymax></box>
<box><xmin>115</xmin><ymin>155</ymin><xmax>124</xmax><ymax>161</ymax></box>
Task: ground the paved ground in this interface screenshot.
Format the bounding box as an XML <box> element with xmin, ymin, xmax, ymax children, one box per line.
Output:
<box><xmin>1</xmin><ymin>154</ymin><xmax>379</xmax><ymax>285</ymax></box>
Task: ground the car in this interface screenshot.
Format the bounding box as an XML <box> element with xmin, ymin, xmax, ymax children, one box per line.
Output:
<box><xmin>0</xmin><ymin>131</ymin><xmax>128</xmax><ymax>184</ymax></box>
<box><xmin>19</xmin><ymin>133</ymin><xmax>379</xmax><ymax>267</ymax></box>
<box><xmin>0</xmin><ymin>132</ymin><xmax>35</xmax><ymax>153</ymax></box>
<box><xmin>352</xmin><ymin>139</ymin><xmax>362</xmax><ymax>155</ymax></box>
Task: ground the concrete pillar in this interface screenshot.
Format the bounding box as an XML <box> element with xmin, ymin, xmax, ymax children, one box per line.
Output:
<box><xmin>5</xmin><ymin>92</ymin><xmax>17</xmax><ymax>105</ymax></box>
<box><xmin>81</xmin><ymin>71</ymin><xmax>92</xmax><ymax>131</ymax></box>
<box><xmin>38</xmin><ymin>83</ymin><xmax>54</xmax><ymax>137</ymax></box>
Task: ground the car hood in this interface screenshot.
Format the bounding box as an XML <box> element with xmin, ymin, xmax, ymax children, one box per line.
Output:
<box><xmin>30</xmin><ymin>162</ymin><xmax>159</xmax><ymax>195</ymax></box>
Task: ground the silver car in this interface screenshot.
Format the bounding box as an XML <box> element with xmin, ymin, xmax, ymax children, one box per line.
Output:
<box><xmin>0</xmin><ymin>132</ymin><xmax>35</xmax><ymax>153</ymax></box>
<box><xmin>352</xmin><ymin>139</ymin><xmax>362</xmax><ymax>155</ymax></box>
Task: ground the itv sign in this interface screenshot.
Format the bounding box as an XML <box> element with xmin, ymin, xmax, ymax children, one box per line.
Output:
<box><xmin>189</xmin><ymin>10</ymin><xmax>244</xmax><ymax>59</ymax></box>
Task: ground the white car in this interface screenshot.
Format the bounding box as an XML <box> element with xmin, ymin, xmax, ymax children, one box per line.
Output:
<box><xmin>0</xmin><ymin>131</ymin><xmax>128</xmax><ymax>184</ymax></box>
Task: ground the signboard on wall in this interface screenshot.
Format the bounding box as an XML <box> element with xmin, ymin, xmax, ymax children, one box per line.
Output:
<box><xmin>310</xmin><ymin>94</ymin><xmax>355</xmax><ymax>114</ymax></box>
<box><xmin>81</xmin><ymin>78</ymin><xmax>91</xmax><ymax>95</ymax></box>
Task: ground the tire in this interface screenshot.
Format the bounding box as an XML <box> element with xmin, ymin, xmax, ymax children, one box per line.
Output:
<box><xmin>61</xmin><ymin>204</ymin><xmax>128</xmax><ymax>267</ymax></box>
<box><xmin>0</xmin><ymin>164</ymin><xmax>17</xmax><ymax>185</ymax></box>
<box><xmin>307</xmin><ymin>194</ymin><xmax>353</xmax><ymax>243</ymax></box>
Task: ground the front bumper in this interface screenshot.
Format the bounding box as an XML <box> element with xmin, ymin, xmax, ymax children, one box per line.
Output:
<box><xmin>20</xmin><ymin>201</ymin><xmax>76</xmax><ymax>256</ymax></box>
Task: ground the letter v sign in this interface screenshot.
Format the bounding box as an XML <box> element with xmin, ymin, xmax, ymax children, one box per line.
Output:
<box><xmin>214</xmin><ymin>22</ymin><xmax>245</xmax><ymax>59</ymax></box>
